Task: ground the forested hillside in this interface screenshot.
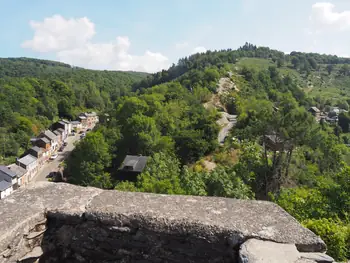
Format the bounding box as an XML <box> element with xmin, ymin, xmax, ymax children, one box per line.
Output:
<box><xmin>65</xmin><ymin>43</ymin><xmax>350</xmax><ymax>261</ymax></box>
<box><xmin>0</xmin><ymin>57</ymin><xmax>147</xmax><ymax>164</ymax></box>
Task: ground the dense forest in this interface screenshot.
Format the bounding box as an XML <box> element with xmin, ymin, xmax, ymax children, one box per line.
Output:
<box><xmin>1</xmin><ymin>44</ymin><xmax>350</xmax><ymax>260</ymax></box>
<box><xmin>0</xmin><ymin>58</ymin><xmax>146</xmax><ymax>164</ymax></box>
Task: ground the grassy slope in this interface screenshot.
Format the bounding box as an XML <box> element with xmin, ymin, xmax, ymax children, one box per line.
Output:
<box><xmin>236</xmin><ymin>57</ymin><xmax>350</xmax><ymax>102</ymax></box>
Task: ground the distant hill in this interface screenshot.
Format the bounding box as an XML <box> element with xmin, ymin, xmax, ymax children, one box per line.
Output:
<box><xmin>0</xmin><ymin>57</ymin><xmax>148</xmax><ymax>81</ymax></box>
<box><xmin>0</xmin><ymin>57</ymin><xmax>148</xmax><ymax>164</ymax></box>
<box><xmin>133</xmin><ymin>42</ymin><xmax>350</xmax><ymax>102</ymax></box>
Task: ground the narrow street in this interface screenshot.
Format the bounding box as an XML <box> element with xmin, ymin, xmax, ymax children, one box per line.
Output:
<box><xmin>32</xmin><ymin>134</ymin><xmax>80</xmax><ymax>183</ymax></box>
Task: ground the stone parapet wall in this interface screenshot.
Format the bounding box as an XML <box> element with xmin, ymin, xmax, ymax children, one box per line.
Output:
<box><xmin>0</xmin><ymin>182</ymin><xmax>334</xmax><ymax>262</ymax></box>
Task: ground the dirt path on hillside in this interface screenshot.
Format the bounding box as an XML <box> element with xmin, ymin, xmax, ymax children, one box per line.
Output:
<box><xmin>203</xmin><ymin>75</ymin><xmax>238</xmax><ymax>145</ymax></box>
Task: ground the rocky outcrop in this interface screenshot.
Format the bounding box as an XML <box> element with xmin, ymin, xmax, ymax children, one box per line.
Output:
<box><xmin>238</xmin><ymin>239</ymin><xmax>334</xmax><ymax>263</ymax></box>
<box><xmin>0</xmin><ymin>182</ymin><xmax>331</xmax><ymax>262</ymax></box>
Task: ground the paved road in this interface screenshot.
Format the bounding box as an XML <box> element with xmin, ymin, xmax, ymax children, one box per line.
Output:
<box><xmin>32</xmin><ymin>134</ymin><xmax>81</xmax><ymax>182</ymax></box>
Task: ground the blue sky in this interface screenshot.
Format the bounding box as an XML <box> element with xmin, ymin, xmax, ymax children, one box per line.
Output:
<box><xmin>1</xmin><ymin>0</ymin><xmax>350</xmax><ymax>72</ymax></box>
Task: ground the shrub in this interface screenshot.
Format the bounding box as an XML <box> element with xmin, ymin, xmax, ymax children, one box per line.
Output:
<box><xmin>303</xmin><ymin>218</ymin><xmax>349</xmax><ymax>261</ymax></box>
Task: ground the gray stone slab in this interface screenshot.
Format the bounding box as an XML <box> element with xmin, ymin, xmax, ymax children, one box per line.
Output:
<box><xmin>86</xmin><ymin>190</ymin><xmax>326</xmax><ymax>252</ymax></box>
<box><xmin>0</xmin><ymin>182</ymin><xmax>330</xmax><ymax>262</ymax></box>
<box><xmin>0</xmin><ymin>182</ymin><xmax>101</xmax><ymax>256</ymax></box>
<box><xmin>19</xmin><ymin>246</ymin><xmax>43</xmax><ymax>261</ymax></box>
<box><xmin>299</xmin><ymin>252</ymin><xmax>334</xmax><ymax>262</ymax></box>
<box><xmin>239</xmin><ymin>239</ymin><xmax>300</xmax><ymax>263</ymax></box>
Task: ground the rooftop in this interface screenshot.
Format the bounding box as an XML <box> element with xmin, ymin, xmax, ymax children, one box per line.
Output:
<box><xmin>17</xmin><ymin>154</ymin><xmax>37</xmax><ymax>166</ymax></box>
<box><xmin>83</xmin><ymin>112</ymin><xmax>97</xmax><ymax>117</ymax></box>
<box><xmin>7</xmin><ymin>164</ymin><xmax>27</xmax><ymax>178</ymax></box>
<box><xmin>42</xmin><ymin>130</ymin><xmax>57</xmax><ymax>141</ymax></box>
<box><xmin>0</xmin><ymin>165</ymin><xmax>17</xmax><ymax>178</ymax></box>
<box><xmin>0</xmin><ymin>180</ymin><xmax>12</xmax><ymax>191</ymax></box>
<box><xmin>119</xmin><ymin>155</ymin><xmax>148</xmax><ymax>172</ymax></box>
<box><xmin>30</xmin><ymin>146</ymin><xmax>42</xmax><ymax>153</ymax></box>
<box><xmin>58</xmin><ymin>121</ymin><xmax>66</xmax><ymax>126</ymax></box>
<box><xmin>61</xmin><ymin>119</ymin><xmax>70</xmax><ymax>124</ymax></box>
<box><xmin>265</xmin><ymin>134</ymin><xmax>284</xmax><ymax>143</ymax></box>
<box><xmin>38</xmin><ymin>137</ymin><xmax>50</xmax><ymax>144</ymax></box>
<box><xmin>309</xmin><ymin>107</ymin><xmax>320</xmax><ymax>113</ymax></box>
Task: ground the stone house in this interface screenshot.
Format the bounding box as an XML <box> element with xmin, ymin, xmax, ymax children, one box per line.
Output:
<box><xmin>78</xmin><ymin>115</ymin><xmax>88</xmax><ymax>128</ymax></box>
<box><xmin>16</xmin><ymin>154</ymin><xmax>38</xmax><ymax>182</ymax></box>
<box><xmin>0</xmin><ymin>180</ymin><xmax>13</xmax><ymax>199</ymax></box>
<box><xmin>70</xmin><ymin>121</ymin><xmax>82</xmax><ymax>132</ymax></box>
<box><xmin>79</xmin><ymin>112</ymin><xmax>99</xmax><ymax>129</ymax></box>
<box><xmin>34</xmin><ymin>138</ymin><xmax>51</xmax><ymax>161</ymax></box>
<box><xmin>52</xmin><ymin>120</ymin><xmax>71</xmax><ymax>141</ymax></box>
<box><xmin>28</xmin><ymin>146</ymin><xmax>44</xmax><ymax>166</ymax></box>
<box><xmin>117</xmin><ymin>155</ymin><xmax>148</xmax><ymax>182</ymax></box>
<box><xmin>0</xmin><ymin>165</ymin><xmax>18</xmax><ymax>188</ymax></box>
<box><xmin>39</xmin><ymin>130</ymin><xmax>58</xmax><ymax>153</ymax></box>
<box><xmin>53</xmin><ymin>128</ymin><xmax>65</xmax><ymax>145</ymax></box>
<box><xmin>62</xmin><ymin>119</ymin><xmax>72</xmax><ymax>135</ymax></box>
<box><xmin>35</xmin><ymin>137</ymin><xmax>50</xmax><ymax>150</ymax></box>
<box><xmin>7</xmin><ymin>164</ymin><xmax>28</xmax><ymax>187</ymax></box>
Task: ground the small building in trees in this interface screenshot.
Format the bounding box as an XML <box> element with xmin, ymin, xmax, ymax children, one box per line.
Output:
<box><xmin>308</xmin><ymin>107</ymin><xmax>321</xmax><ymax>122</ymax></box>
<box><xmin>263</xmin><ymin>134</ymin><xmax>292</xmax><ymax>152</ymax></box>
<box><xmin>116</xmin><ymin>155</ymin><xmax>149</xmax><ymax>182</ymax></box>
<box><xmin>308</xmin><ymin>107</ymin><xmax>320</xmax><ymax>117</ymax></box>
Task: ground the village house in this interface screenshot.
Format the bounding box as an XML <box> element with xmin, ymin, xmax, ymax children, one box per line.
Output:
<box><xmin>117</xmin><ymin>155</ymin><xmax>148</xmax><ymax>182</ymax></box>
<box><xmin>35</xmin><ymin>137</ymin><xmax>50</xmax><ymax>150</ymax></box>
<box><xmin>7</xmin><ymin>164</ymin><xmax>28</xmax><ymax>187</ymax></box>
<box><xmin>16</xmin><ymin>154</ymin><xmax>38</xmax><ymax>182</ymax></box>
<box><xmin>60</xmin><ymin>119</ymin><xmax>72</xmax><ymax>136</ymax></box>
<box><xmin>0</xmin><ymin>165</ymin><xmax>18</xmax><ymax>188</ymax></box>
<box><xmin>79</xmin><ymin>112</ymin><xmax>99</xmax><ymax>129</ymax></box>
<box><xmin>34</xmin><ymin>137</ymin><xmax>51</xmax><ymax>161</ymax></box>
<box><xmin>53</xmin><ymin>130</ymin><xmax>62</xmax><ymax>144</ymax></box>
<box><xmin>53</xmin><ymin>128</ymin><xmax>65</xmax><ymax>144</ymax></box>
<box><xmin>0</xmin><ymin>180</ymin><xmax>13</xmax><ymax>199</ymax></box>
<box><xmin>52</xmin><ymin>120</ymin><xmax>71</xmax><ymax>141</ymax></box>
<box><xmin>78</xmin><ymin>115</ymin><xmax>87</xmax><ymax>128</ymax></box>
<box><xmin>39</xmin><ymin>130</ymin><xmax>58</xmax><ymax>153</ymax></box>
<box><xmin>70</xmin><ymin>121</ymin><xmax>82</xmax><ymax>132</ymax></box>
<box><xmin>27</xmin><ymin>146</ymin><xmax>44</xmax><ymax>166</ymax></box>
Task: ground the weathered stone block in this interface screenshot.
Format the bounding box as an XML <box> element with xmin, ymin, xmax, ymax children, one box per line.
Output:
<box><xmin>0</xmin><ymin>182</ymin><xmax>331</xmax><ymax>262</ymax></box>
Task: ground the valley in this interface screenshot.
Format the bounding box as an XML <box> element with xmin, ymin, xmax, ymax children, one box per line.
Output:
<box><xmin>0</xmin><ymin>43</ymin><xmax>350</xmax><ymax>261</ymax></box>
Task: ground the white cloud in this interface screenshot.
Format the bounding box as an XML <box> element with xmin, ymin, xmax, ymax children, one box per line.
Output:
<box><xmin>305</xmin><ymin>3</ymin><xmax>350</xmax><ymax>56</ymax></box>
<box><xmin>310</xmin><ymin>3</ymin><xmax>350</xmax><ymax>32</ymax></box>
<box><xmin>175</xmin><ymin>41</ymin><xmax>189</xmax><ymax>49</ymax></box>
<box><xmin>22</xmin><ymin>15</ymin><xmax>95</xmax><ymax>52</ymax></box>
<box><xmin>191</xmin><ymin>46</ymin><xmax>207</xmax><ymax>54</ymax></box>
<box><xmin>22</xmin><ymin>15</ymin><xmax>169</xmax><ymax>72</ymax></box>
